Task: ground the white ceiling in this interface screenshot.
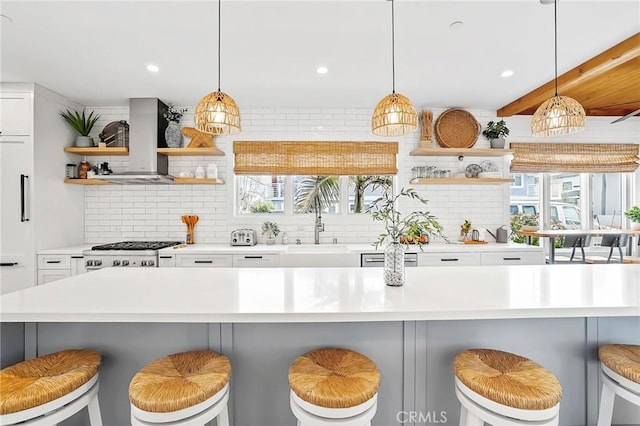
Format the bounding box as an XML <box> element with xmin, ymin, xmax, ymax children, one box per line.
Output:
<box><xmin>1</xmin><ymin>1</ymin><xmax>638</xmax><ymax>111</ymax></box>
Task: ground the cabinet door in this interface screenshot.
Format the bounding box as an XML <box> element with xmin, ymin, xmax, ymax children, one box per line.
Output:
<box><xmin>0</xmin><ymin>93</ymin><xmax>31</xmax><ymax>136</ymax></box>
<box><xmin>418</xmin><ymin>252</ymin><xmax>481</xmax><ymax>266</ymax></box>
<box><xmin>37</xmin><ymin>254</ymin><xmax>71</xmax><ymax>270</ymax></box>
<box><xmin>70</xmin><ymin>256</ymin><xmax>87</xmax><ymax>275</ymax></box>
<box><xmin>0</xmin><ymin>138</ymin><xmax>33</xmax><ymax>294</ymax></box>
<box><xmin>175</xmin><ymin>255</ymin><xmax>232</xmax><ymax>267</ymax></box>
<box><xmin>232</xmin><ymin>254</ymin><xmax>278</xmax><ymax>268</ymax></box>
<box><xmin>158</xmin><ymin>255</ymin><xmax>176</xmax><ymax>267</ymax></box>
<box><xmin>481</xmin><ymin>251</ymin><xmax>545</xmax><ymax>265</ymax></box>
<box><xmin>37</xmin><ymin>269</ymin><xmax>71</xmax><ymax>285</ymax></box>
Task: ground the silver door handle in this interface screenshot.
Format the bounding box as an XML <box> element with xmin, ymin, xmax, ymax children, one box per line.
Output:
<box><xmin>0</xmin><ymin>262</ymin><xmax>18</xmax><ymax>266</ymax></box>
<box><xmin>21</xmin><ymin>174</ymin><xmax>30</xmax><ymax>222</ymax></box>
<box><xmin>364</xmin><ymin>259</ymin><xmax>384</xmax><ymax>263</ymax></box>
<box><xmin>404</xmin><ymin>259</ymin><xmax>417</xmax><ymax>263</ymax></box>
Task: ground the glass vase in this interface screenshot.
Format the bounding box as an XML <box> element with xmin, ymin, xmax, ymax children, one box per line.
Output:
<box><xmin>165</xmin><ymin>121</ymin><xmax>183</xmax><ymax>148</ymax></box>
<box><xmin>384</xmin><ymin>241</ymin><xmax>405</xmax><ymax>287</ymax></box>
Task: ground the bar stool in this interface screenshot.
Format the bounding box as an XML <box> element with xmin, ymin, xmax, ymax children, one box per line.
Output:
<box><xmin>453</xmin><ymin>349</ymin><xmax>562</xmax><ymax>426</ymax></box>
<box><xmin>563</xmin><ymin>234</ymin><xmax>591</xmax><ymax>263</ymax></box>
<box><xmin>0</xmin><ymin>349</ymin><xmax>102</xmax><ymax>425</ymax></box>
<box><xmin>129</xmin><ymin>350</ymin><xmax>231</xmax><ymax>426</ymax></box>
<box><xmin>597</xmin><ymin>344</ymin><xmax>640</xmax><ymax>426</ymax></box>
<box><xmin>288</xmin><ymin>347</ymin><xmax>380</xmax><ymax>425</ymax></box>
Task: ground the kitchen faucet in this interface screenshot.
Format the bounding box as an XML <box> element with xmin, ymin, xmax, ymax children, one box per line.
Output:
<box><xmin>314</xmin><ymin>211</ymin><xmax>324</xmax><ymax>244</ymax></box>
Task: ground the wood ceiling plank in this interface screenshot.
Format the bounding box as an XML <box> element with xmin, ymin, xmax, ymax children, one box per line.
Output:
<box><xmin>498</xmin><ymin>32</ymin><xmax>640</xmax><ymax>117</ymax></box>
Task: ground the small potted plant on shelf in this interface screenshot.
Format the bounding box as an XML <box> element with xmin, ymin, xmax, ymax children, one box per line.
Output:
<box><xmin>481</xmin><ymin>119</ymin><xmax>510</xmax><ymax>149</ymax></box>
<box><xmin>261</xmin><ymin>221</ymin><xmax>280</xmax><ymax>245</ymax></box>
<box><xmin>460</xmin><ymin>219</ymin><xmax>472</xmax><ymax>241</ymax></box>
<box><xmin>367</xmin><ymin>187</ymin><xmax>446</xmax><ymax>286</ymax></box>
<box><xmin>60</xmin><ymin>109</ymin><xmax>101</xmax><ymax>147</ymax></box>
<box><xmin>624</xmin><ymin>206</ymin><xmax>640</xmax><ymax>230</ymax></box>
<box><xmin>163</xmin><ymin>105</ymin><xmax>188</xmax><ymax>148</ymax></box>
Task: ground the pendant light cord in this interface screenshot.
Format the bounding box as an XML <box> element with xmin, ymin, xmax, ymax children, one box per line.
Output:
<box><xmin>391</xmin><ymin>0</ymin><xmax>396</xmax><ymax>94</ymax></box>
<box><xmin>218</xmin><ymin>0</ymin><xmax>221</xmax><ymax>92</ymax></box>
<box><xmin>554</xmin><ymin>0</ymin><xmax>558</xmax><ymax>96</ymax></box>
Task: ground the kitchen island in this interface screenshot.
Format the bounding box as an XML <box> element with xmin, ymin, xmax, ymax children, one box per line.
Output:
<box><xmin>1</xmin><ymin>265</ymin><xmax>639</xmax><ymax>426</ymax></box>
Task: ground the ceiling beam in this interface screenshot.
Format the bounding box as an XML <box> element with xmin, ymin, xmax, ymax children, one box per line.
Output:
<box><xmin>497</xmin><ymin>32</ymin><xmax>640</xmax><ymax>117</ymax></box>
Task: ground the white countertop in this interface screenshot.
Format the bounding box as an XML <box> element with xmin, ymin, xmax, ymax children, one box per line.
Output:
<box><xmin>159</xmin><ymin>242</ymin><xmax>542</xmax><ymax>255</ymax></box>
<box><xmin>37</xmin><ymin>245</ymin><xmax>94</xmax><ymax>255</ymax></box>
<box><xmin>2</xmin><ymin>265</ymin><xmax>638</xmax><ymax>323</ymax></box>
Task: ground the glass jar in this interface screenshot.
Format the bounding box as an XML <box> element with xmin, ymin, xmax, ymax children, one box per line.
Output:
<box><xmin>78</xmin><ymin>161</ymin><xmax>91</xmax><ymax>179</ymax></box>
<box><xmin>115</xmin><ymin>120</ymin><xmax>129</xmax><ymax>147</ymax></box>
<box><xmin>65</xmin><ymin>163</ymin><xmax>77</xmax><ymax>179</ymax></box>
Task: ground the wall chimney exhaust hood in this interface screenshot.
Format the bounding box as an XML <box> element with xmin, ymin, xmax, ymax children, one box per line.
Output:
<box><xmin>92</xmin><ymin>98</ymin><xmax>173</xmax><ymax>184</ymax></box>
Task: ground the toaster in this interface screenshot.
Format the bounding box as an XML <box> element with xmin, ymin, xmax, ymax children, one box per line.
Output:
<box><xmin>230</xmin><ymin>229</ymin><xmax>257</xmax><ymax>246</ymax></box>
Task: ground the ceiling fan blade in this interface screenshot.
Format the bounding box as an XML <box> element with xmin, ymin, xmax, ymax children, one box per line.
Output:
<box><xmin>611</xmin><ymin>108</ymin><xmax>640</xmax><ymax>124</ymax></box>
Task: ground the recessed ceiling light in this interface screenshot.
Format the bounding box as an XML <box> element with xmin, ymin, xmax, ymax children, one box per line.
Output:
<box><xmin>316</xmin><ymin>66</ymin><xmax>328</xmax><ymax>75</ymax></box>
<box><xmin>146</xmin><ymin>64</ymin><xmax>160</xmax><ymax>73</ymax></box>
<box><xmin>501</xmin><ymin>69</ymin><xmax>514</xmax><ymax>78</ymax></box>
<box><xmin>449</xmin><ymin>21</ymin><xmax>464</xmax><ymax>30</ymax></box>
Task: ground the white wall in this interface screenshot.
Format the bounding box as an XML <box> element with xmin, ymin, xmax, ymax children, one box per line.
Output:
<box><xmin>82</xmin><ymin>105</ymin><xmax>639</xmax><ymax>245</ymax></box>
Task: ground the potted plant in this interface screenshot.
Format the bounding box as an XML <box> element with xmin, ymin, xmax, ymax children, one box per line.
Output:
<box><xmin>481</xmin><ymin>120</ymin><xmax>510</xmax><ymax>149</ymax></box>
<box><xmin>517</xmin><ymin>213</ymin><xmax>539</xmax><ymax>232</ymax></box>
<box><xmin>261</xmin><ymin>221</ymin><xmax>280</xmax><ymax>245</ymax></box>
<box><xmin>163</xmin><ymin>105</ymin><xmax>187</xmax><ymax>148</ymax></box>
<box><xmin>460</xmin><ymin>219</ymin><xmax>472</xmax><ymax>241</ymax></box>
<box><xmin>60</xmin><ymin>109</ymin><xmax>100</xmax><ymax>147</ymax></box>
<box><xmin>367</xmin><ymin>187</ymin><xmax>445</xmax><ymax>286</ymax></box>
<box><xmin>624</xmin><ymin>206</ymin><xmax>640</xmax><ymax>230</ymax></box>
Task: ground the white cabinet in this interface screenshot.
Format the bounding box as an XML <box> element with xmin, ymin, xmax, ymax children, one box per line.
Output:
<box><xmin>418</xmin><ymin>252</ymin><xmax>481</xmax><ymax>266</ymax></box>
<box><xmin>36</xmin><ymin>254</ymin><xmax>87</xmax><ymax>285</ymax></box>
<box><xmin>0</xmin><ymin>93</ymin><xmax>31</xmax><ymax>136</ymax></box>
<box><xmin>481</xmin><ymin>251</ymin><xmax>544</xmax><ymax>266</ymax></box>
<box><xmin>1</xmin><ymin>84</ymin><xmax>84</xmax><ymax>294</ymax></box>
<box><xmin>175</xmin><ymin>254</ymin><xmax>233</xmax><ymax>268</ymax></box>
<box><xmin>232</xmin><ymin>254</ymin><xmax>278</xmax><ymax>268</ymax></box>
<box><xmin>158</xmin><ymin>254</ymin><xmax>176</xmax><ymax>267</ymax></box>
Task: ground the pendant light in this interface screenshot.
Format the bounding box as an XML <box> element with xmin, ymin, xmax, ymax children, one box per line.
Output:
<box><xmin>531</xmin><ymin>0</ymin><xmax>585</xmax><ymax>137</ymax></box>
<box><xmin>195</xmin><ymin>0</ymin><xmax>241</xmax><ymax>135</ymax></box>
<box><xmin>371</xmin><ymin>0</ymin><xmax>417</xmax><ymax>137</ymax></box>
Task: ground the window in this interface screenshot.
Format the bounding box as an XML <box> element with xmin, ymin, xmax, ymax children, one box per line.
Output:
<box><xmin>510</xmin><ymin>174</ymin><xmax>524</xmax><ymax>188</ymax></box>
<box><xmin>237</xmin><ymin>175</ymin><xmax>392</xmax><ymax>216</ymax></box>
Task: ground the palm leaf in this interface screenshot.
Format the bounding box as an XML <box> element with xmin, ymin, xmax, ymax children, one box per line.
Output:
<box><xmin>294</xmin><ymin>176</ymin><xmax>340</xmax><ymax>213</ymax></box>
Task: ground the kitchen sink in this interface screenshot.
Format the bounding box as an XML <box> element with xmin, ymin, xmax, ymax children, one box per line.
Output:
<box><xmin>286</xmin><ymin>245</ymin><xmax>350</xmax><ymax>253</ymax></box>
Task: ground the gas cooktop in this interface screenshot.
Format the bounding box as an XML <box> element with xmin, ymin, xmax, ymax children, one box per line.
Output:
<box><xmin>90</xmin><ymin>241</ymin><xmax>182</xmax><ymax>251</ymax></box>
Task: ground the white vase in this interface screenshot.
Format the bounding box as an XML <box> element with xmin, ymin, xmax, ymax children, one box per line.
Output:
<box><xmin>631</xmin><ymin>222</ymin><xmax>640</xmax><ymax>231</ymax></box>
<box><xmin>490</xmin><ymin>138</ymin><xmax>505</xmax><ymax>149</ymax></box>
<box><xmin>384</xmin><ymin>242</ymin><xmax>405</xmax><ymax>287</ymax></box>
<box><xmin>75</xmin><ymin>136</ymin><xmax>94</xmax><ymax>147</ymax></box>
<box><xmin>165</xmin><ymin>121</ymin><xmax>183</xmax><ymax>148</ymax></box>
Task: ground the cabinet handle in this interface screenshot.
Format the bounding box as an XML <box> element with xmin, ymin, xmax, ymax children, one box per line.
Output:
<box><xmin>243</xmin><ymin>256</ymin><xmax>263</xmax><ymax>259</ymax></box>
<box><xmin>364</xmin><ymin>258</ymin><xmax>384</xmax><ymax>263</ymax></box>
<box><xmin>440</xmin><ymin>258</ymin><xmax>459</xmax><ymax>262</ymax></box>
<box><xmin>20</xmin><ymin>174</ymin><xmax>30</xmax><ymax>222</ymax></box>
<box><xmin>194</xmin><ymin>260</ymin><xmax>213</xmax><ymax>264</ymax></box>
<box><xmin>503</xmin><ymin>257</ymin><xmax>521</xmax><ymax>261</ymax></box>
<box><xmin>0</xmin><ymin>262</ymin><xmax>18</xmax><ymax>267</ymax></box>
<box><xmin>46</xmin><ymin>260</ymin><xmax>62</xmax><ymax>264</ymax></box>
<box><xmin>71</xmin><ymin>256</ymin><xmax>84</xmax><ymax>259</ymax></box>
<box><xmin>159</xmin><ymin>256</ymin><xmax>173</xmax><ymax>259</ymax></box>
<box><xmin>404</xmin><ymin>259</ymin><xmax>417</xmax><ymax>263</ymax></box>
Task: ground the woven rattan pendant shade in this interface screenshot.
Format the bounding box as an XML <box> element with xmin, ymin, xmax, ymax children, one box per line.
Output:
<box><xmin>532</xmin><ymin>95</ymin><xmax>586</xmax><ymax>137</ymax></box>
<box><xmin>195</xmin><ymin>91</ymin><xmax>241</xmax><ymax>135</ymax></box>
<box><xmin>372</xmin><ymin>93</ymin><xmax>418</xmax><ymax>136</ymax></box>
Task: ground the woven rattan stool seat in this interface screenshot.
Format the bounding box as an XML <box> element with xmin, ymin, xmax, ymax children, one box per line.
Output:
<box><xmin>288</xmin><ymin>347</ymin><xmax>380</xmax><ymax>409</ymax></box>
<box><xmin>129</xmin><ymin>350</ymin><xmax>231</xmax><ymax>413</ymax></box>
<box><xmin>0</xmin><ymin>349</ymin><xmax>101</xmax><ymax>415</ymax></box>
<box><xmin>599</xmin><ymin>344</ymin><xmax>640</xmax><ymax>384</ymax></box>
<box><xmin>454</xmin><ymin>349</ymin><xmax>562</xmax><ymax>410</ymax></box>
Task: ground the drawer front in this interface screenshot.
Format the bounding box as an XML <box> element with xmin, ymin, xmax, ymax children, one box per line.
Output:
<box><xmin>158</xmin><ymin>255</ymin><xmax>176</xmax><ymax>267</ymax></box>
<box><xmin>37</xmin><ymin>255</ymin><xmax>71</xmax><ymax>270</ymax></box>
<box><xmin>232</xmin><ymin>254</ymin><xmax>278</xmax><ymax>268</ymax></box>
<box><xmin>175</xmin><ymin>255</ymin><xmax>232</xmax><ymax>268</ymax></box>
<box><xmin>418</xmin><ymin>252</ymin><xmax>481</xmax><ymax>266</ymax></box>
<box><xmin>481</xmin><ymin>251</ymin><xmax>545</xmax><ymax>266</ymax></box>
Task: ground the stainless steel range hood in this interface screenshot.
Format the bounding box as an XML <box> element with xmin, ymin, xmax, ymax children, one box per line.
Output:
<box><xmin>92</xmin><ymin>98</ymin><xmax>173</xmax><ymax>184</ymax></box>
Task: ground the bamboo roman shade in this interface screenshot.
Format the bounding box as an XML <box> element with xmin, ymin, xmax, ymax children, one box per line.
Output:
<box><xmin>233</xmin><ymin>141</ymin><xmax>398</xmax><ymax>175</ymax></box>
<box><xmin>510</xmin><ymin>143</ymin><xmax>639</xmax><ymax>173</ymax></box>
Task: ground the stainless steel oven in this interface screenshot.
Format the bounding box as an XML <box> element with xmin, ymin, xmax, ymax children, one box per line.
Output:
<box><xmin>82</xmin><ymin>241</ymin><xmax>181</xmax><ymax>271</ymax></box>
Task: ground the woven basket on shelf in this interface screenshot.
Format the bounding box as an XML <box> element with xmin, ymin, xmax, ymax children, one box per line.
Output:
<box><xmin>434</xmin><ymin>108</ymin><xmax>481</xmax><ymax>148</ymax></box>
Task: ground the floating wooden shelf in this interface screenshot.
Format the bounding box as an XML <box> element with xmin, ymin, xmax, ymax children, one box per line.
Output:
<box><xmin>409</xmin><ymin>147</ymin><xmax>512</xmax><ymax>157</ymax></box>
<box><xmin>157</xmin><ymin>147</ymin><xmax>225</xmax><ymax>156</ymax></box>
<box><xmin>172</xmin><ymin>177</ymin><xmax>225</xmax><ymax>184</ymax></box>
<box><xmin>410</xmin><ymin>178</ymin><xmax>514</xmax><ymax>184</ymax></box>
<box><xmin>64</xmin><ymin>178</ymin><xmax>110</xmax><ymax>185</ymax></box>
<box><xmin>64</xmin><ymin>147</ymin><xmax>129</xmax><ymax>156</ymax></box>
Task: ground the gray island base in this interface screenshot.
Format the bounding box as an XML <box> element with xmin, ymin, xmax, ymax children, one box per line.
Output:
<box><xmin>1</xmin><ymin>266</ymin><xmax>639</xmax><ymax>426</ymax></box>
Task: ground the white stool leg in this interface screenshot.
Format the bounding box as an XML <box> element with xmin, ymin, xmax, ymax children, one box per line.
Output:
<box><xmin>216</xmin><ymin>403</ymin><xmax>229</xmax><ymax>426</ymax></box>
<box><xmin>87</xmin><ymin>395</ymin><xmax>103</xmax><ymax>426</ymax></box>
<box><xmin>465</xmin><ymin>412</ymin><xmax>483</xmax><ymax>426</ymax></box>
<box><xmin>459</xmin><ymin>405</ymin><xmax>468</xmax><ymax>426</ymax></box>
<box><xmin>596</xmin><ymin>381</ymin><xmax>616</xmax><ymax>426</ymax></box>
